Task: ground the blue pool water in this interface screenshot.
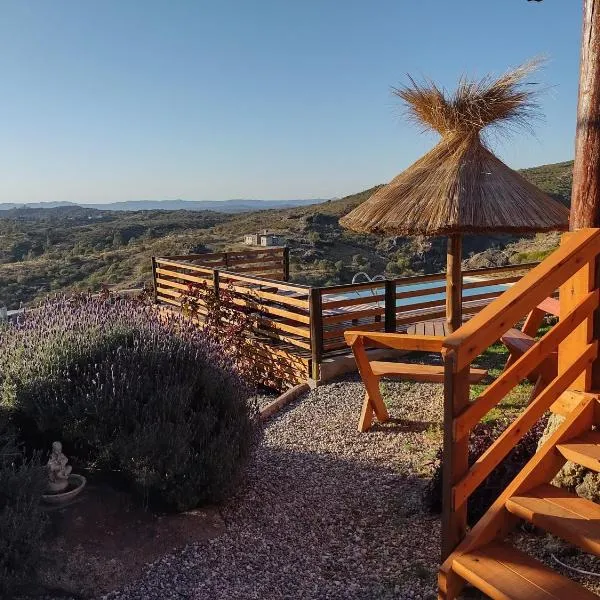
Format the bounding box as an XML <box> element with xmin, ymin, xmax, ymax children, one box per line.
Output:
<box><xmin>323</xmin><ymin>278</ymin><xmax>510</xmax><ymax>307</ymax></box>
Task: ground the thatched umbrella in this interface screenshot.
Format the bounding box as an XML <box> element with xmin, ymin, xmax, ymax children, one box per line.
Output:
<box><xmin>339</xmin><ymin>62</ymin><xmax>569</xmax><ymax>333</ymax></box>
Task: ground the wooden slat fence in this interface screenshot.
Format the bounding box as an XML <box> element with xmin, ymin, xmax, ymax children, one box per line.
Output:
<box><xmin>152</xmin><ymin>248</ymin><xmax>540</xmax><ymax>383</ymax></box>
<box><xmin>316</xmin><ymin>262</ymin><xmax>540</xmax><ymax>356</ymax></box>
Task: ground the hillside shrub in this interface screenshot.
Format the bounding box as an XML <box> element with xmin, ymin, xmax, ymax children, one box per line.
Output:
<box><xmin>0</xmin><ymin>425</ymin><xmax>47</xmax><ymax>596</ymax></box>
<box><xmin>424</xmin><ymin>416</ymin><xmax>547</xmax><ymax>525</ymax></box>
<box><xmin>0</xmin><ymin>294</ymin><xmax>259</xmax><ymax>511</ymax></box>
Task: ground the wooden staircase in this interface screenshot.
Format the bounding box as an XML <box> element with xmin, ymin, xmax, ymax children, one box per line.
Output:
<box><xmin>437</xmin><ymin>228</ymin><xmax>600</xmax><ymax>599</ymax></box>
<box><xmin>445</xmin><ymin>393</ymin><xmax>600</xmax><ymax>599</ymax></box>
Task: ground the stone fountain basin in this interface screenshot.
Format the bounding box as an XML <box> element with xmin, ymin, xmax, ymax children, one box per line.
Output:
<box><xmin>43</xmin><ymin>474</ymin><xmax>87</xmax><ymax>505</ymax></box>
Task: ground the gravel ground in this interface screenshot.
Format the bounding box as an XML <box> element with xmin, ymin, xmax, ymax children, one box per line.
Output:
<box><xmin>104</xmin><ymin>375</ymin><xmax>445</xmax><ymax>600</ymax></box>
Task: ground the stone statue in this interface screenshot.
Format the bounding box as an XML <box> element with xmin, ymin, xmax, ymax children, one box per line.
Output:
<box><xmin>47</xmin><ymin>441</ymin><xmax>72</xmax><ymax>492</ymax></box>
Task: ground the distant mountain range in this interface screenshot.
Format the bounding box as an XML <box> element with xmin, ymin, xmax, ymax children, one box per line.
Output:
<box><xmin>0</xmin><ymin>198</ymin><xmax>330</xmax><ymax>213</ymax></box>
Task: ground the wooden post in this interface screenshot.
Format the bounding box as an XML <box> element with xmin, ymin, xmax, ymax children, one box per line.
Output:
<box><xmin>441</xmin><ymin>349</ymin><xmax>470</xmax><ymax>561</ymax></box>
<box><xmin>309</xmin><ymin>287</ymin><xmax>324</xmax><ymax>381</ymax></box>
<box><xmin>446</xmin><ymin>235</ymin><xmax>463</xmax><ymax>334</ymax></box>
<box><xmin>571</xmin><ymin>0</ymin><xmax>600</xmax><ymax>230</ymax></box>
<box><xmin>151</xmin><ymin>256</ymin><xmax>158</xmax><ymax>303</ymax></box>
<box><xmin>283</xmin><ymin>247</ymin><xmax>290</xmax><ymax>282</ymax></box>
<box><xmin>212</xmin><ymin>269</ymin><xmax>220</xmax><ymax>299</ymax></box>
<box><xmin>384</xmin><ymin>279</ymin><xmax>397</xmax><ymax>332</ymax></box>
<box><xmin>570</xmin><ymin>0</ymin><xmax>600</xmax><ymax>388</ymax></box>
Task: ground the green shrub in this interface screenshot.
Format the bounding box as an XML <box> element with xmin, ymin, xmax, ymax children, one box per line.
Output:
<box><xmin>0</xmin><ymin>425</ymin><xmax>47</xmax><ymax>596</ymax></box>
<box><xmin>424</xmin><ymin>417</ymin><xmax>547</xmax><ymax>525</ymax></box>
<box><xmin>1</xmin><ymin>294</ymin><xmax>259</xmax><ymax>512</ymax></box>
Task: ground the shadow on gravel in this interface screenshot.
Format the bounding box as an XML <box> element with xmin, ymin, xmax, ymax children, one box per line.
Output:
<box><xmin>194</xmin><ymin>444</ymin><xmax>443</xmax><ymax>600</ymax></box>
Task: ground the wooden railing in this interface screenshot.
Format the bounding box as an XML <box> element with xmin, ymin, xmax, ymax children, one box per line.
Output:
<box><xmin>314</xmin><ymin>263</ymin><xmax>538</xmax><ymax>356</ymax></box>
<box><xmin>152</xmin><ymin>247</ymin><xmax>312</xmax><ymax>350</ymax></box>
<box><xmin>440</xmin><ymin>228</ymin><xmax>600</xmax><ymax>560</ymax></box>
<box><xmin>152</xmin><ymin>248</ymin><xmax>540</xmax><ymax>382</ymax></box>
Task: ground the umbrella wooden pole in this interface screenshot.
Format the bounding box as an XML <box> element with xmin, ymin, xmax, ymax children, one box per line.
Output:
<box><xmin>446</xmin><ymin>234</ymin><xmax>462</xmax><ymax>334</ymax></box>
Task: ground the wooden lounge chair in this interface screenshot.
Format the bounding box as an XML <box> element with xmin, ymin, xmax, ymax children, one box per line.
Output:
<box><xmin>500</xmin><ymin>297</ymin><xmax>560</xmax><ymax>402</ymax></box>
<box><xmin>344</xmin><ymin>331</ymin><xmax>487</xmax><ymax>432</ymax></box>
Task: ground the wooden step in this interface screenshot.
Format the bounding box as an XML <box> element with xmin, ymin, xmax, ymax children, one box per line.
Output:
<box><xmin>506</xmin><ymin>483</ymin><xmax>600</xmax><ymax>555</ymax></box>
<box><xmin>557</xmin><ymin>430</ymin><xmax>600</xmax><ymax>472</ymax></box>
<box><xmin>369</xmin><ymin>361</ymin><xmax>487</xmax><ymax>383</ymax></box>
<box><xmin>452</xmin><ymin>541</ymin><xmax>599</xmax><ymax>599</ymax></box>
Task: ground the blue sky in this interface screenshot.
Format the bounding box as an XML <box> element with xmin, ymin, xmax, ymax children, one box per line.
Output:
<box><xmin>0</xmin><ymin>1</ymin><xmax>582</xmax><ymax>203</ymax></box>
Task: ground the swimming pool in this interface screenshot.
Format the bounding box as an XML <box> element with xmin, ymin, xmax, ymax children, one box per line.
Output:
<box><xmin>323</xmin><ymin>277</ymin><xmax>511</xmax><ymax>307</ymax></box>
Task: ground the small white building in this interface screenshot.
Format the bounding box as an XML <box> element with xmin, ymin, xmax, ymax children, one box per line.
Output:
<box><xmin>244</xmin><ymin>230</ymin><xmax>283</xmax><ymax>247</ymax></box>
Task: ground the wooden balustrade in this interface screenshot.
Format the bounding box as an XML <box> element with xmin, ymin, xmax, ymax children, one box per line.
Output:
<box><xmin>152</xmin><ymin>247</ymin><xmax>540</xmax><ymax>383</ymax></box>
<box><xmin>439</xmin><ymin>228</ymin><xmax>600</xmax><ymax>561</ymax></box>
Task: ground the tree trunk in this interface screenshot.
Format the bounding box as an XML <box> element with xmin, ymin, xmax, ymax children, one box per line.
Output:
<box><xmin>571</xmin><ymin>0</ymin><xmax>600</xmax><ymax>229</ymax></box>
<box><xmin>570</xmin><ymin>0</ymin><xmax>600</xmax><ymax>389</ymax></box>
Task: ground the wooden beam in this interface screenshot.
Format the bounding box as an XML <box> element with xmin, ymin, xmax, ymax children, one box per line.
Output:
<box><xmin>384</xmin><ymin>279</ymin><xmax>397</xmax><ymax>332</ymax></box>
<box><xmin>151</xmin><ymin>256</ymin><xmax>158</xmax><ymax>303</ymax></box>
<box><xmin>309</xmin><ymin>288</ymin><xmax>324</xmax><ymax>380</ymax></box>
<box><xmin>571</xmin><ymin>0</ymin><xmax>600</xmax><ymax>229</ymax></box>
<box><xmin>441</xmin><ymin>349</ymin><xmax>470</xmax><ymax>560</ymax></box>
<box><xmin>446</xmin><ymin>235</ymin><xmax>462</xmax><ymax>334</ymax></box>
<box><xmin>344</xmin><ymin>331</ymin><xmax>445</xmax><ymax>352</ymax></box>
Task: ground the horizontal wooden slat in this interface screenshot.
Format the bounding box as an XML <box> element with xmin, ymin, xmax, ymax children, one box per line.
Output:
<box><xmin>156</xmin><ymin>268</ymin><xmax>212</xmax><ymax>286</ymax></box>
<box><xmin>460</xmin><ymin>290</ymin><xmax>505</xmax><ymax>303</ymax></box>
<box><xmin>461</xmin><ymin>262</ymin><xmax>539</xmax><ymax>277</ymax></box>
<box><xmin>396</xmin><ymin>284</ymin><xmax>446</xmax><ymax>300</ymax></box>
<box><xmin>398</xmin><ymin>298</ymin><xmax>446</xmax><ymax>313</ymax></box>
<box><xmin>156</xmin><ymin>294</ymin><xmax>182</xmax><ymax>307</ymax></box>
<box><xmin>322</xmin><ymin>294</ymin><xmax>386</xmax><ymax>309</ymax></box>
<box><xmin>228</xmin><ymin>297</ymin><xmax>310</xmax><ymax>324</ymax></box>
<box><xmin>222</xmin><ymin>283</ymin><xmax>309</xmax><ymax>309</ymax></box>
<box><xmin>322</xmin><ymin>306</ymin><xmax>385</xmax><ymax>324</ymax></box>
<box><xmin>320</xmin><ymin>281</ymin><xmax>386</xmax><ymax>294</ymax></box>
<box><xmin>253</xmin><ymin>327</ymin><xmax>312</xmax><ymax>350</ymax></box>
<box><xmin>252</xmin><ymin>315</ymin><xmax>310</xmax><ymax>338</ymax></box>
<box><xmin>218</xmin><ymin>271</ymin><xmax>309</xmax><ymax>293</ymax></box>
<box><xmin>462</xmin><ymin>275</ymin><xmax>521</xmax><ymax>289</ymax></box>
<box><xmin>155</xmin><ymin>259</ymin><xmax>216</xmax><ymax>274</ymax></box>
<box><xmin>323</xmin><ymin>321</ymin><xmax>386</xmax><ymax>340</ymax></box>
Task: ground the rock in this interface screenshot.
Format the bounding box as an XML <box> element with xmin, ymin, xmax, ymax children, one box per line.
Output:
<box><xmin>538</xmin><ymin>413</ymin><xmax>600</xmax><ymax>502</ymax></box>
<box><xmin>463</xmin><ymin>248</ymin><xmax>512</xmax><ymax>270</ymax></box>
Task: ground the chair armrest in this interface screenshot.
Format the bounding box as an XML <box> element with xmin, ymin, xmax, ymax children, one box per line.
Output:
<box><xmin>344</xmin><ymin>331</ymin><xmax>444</xmax><ymax>352</ymax></box>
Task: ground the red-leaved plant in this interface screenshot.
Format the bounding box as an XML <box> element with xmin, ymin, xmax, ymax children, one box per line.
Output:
<box><xmin>182</xmin><ymin>280</ymin><xmax>287</xmax><ymax>391</ymax></box>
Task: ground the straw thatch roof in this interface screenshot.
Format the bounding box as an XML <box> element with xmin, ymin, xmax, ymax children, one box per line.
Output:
<box><xmin>340</xmin><ymin>62</ymin><xmax>569</xmax><ymax>236</ymax></box>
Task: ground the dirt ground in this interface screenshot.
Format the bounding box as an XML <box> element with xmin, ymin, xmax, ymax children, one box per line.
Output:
<box><xmin>33</xmin><ymin>482</ymin><xmax>225</xmax><ymax>598</ymax></box>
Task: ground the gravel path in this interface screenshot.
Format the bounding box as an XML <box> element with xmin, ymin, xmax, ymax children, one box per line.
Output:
<box><xmin>105</xmin><ymin>375</ymin><xmax>445</xmax><ymax>600</ymax></box>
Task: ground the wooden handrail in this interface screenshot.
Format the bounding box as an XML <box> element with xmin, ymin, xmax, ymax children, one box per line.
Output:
<box><xmin>453</xmin><ymin>290</ymin><xmax>600</xmax><ymax>441</ymax></box>
<box><xmin>452</xmin><ymin>341</ymin><xmax>598</xmax><ymax>509</ymax></box>
<box><xmin>443</xmin><ymin>228</ymin><xmax>600</xmax><ymax>372</ymax></box>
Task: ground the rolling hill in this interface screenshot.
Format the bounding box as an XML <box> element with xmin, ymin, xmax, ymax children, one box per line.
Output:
<box><xmin>0</xmin><ymin>160</ymin><xmax>574</xmax><ymax>310</ymax></box>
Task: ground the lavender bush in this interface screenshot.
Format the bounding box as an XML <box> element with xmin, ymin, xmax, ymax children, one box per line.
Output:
<box><xmin>0</xmin><ymin>294</ymin><xmax>259</xmax><ymax>511</ymax></box>
<box><xmin>0</xmin><ymin>424</ymin><xmax>47</xmax><ymax>596</ymax></box>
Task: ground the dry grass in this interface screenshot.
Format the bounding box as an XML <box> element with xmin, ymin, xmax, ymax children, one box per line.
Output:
<box><xmin>340</xmin><ymin>60</ymin><xmax>569</xmax><ymax>236</ymax></box>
